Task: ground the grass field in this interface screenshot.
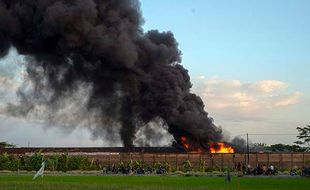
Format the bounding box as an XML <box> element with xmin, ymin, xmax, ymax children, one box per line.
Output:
<box><xmin>0</xmin><ymin>175</ymin><xmax>309</xmax><ymax>190</ymax></box>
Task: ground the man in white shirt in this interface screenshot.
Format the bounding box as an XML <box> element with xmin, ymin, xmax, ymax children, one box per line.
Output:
<box><xmin>269</xmin><ymin>164</ymin><xmax>275</xmax><ymax>175</ymax></box>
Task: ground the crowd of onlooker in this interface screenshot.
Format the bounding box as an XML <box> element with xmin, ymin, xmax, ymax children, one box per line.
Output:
<box><xmin>103</xmin><ymin>164</ymin><xmax>167</xmax><ymax>175</ymax></box>
<box><xmin>301</xmin><ymin>167</ymin><xmax>310</xmax><ymax>176</ymax></box>
<box><xmin>235</xmin><ymin>162</ymin><xmax>310</xmax><ymax>177</ymax></box>
<box><xmin>290</xmin><ymin>166</ymin><xmax>310</xmax><ymax>176</ymax></box>
<box><xmin>236</xmin><ymin>162</ymin><xmax>276</xmax><ymax>175</ymax></box>
<box><xmin>102</xmin><ymin>161</ymin><xmax>310</xmax><ymax>176</ymax></box>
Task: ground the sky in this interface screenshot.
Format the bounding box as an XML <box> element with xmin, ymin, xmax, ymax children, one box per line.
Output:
<box><xmin>0</xmin><ymin>0</ymin><xmax>309</xmax><ymax>146</ymax></box>
<box><xmin>140</xmin><ymin>0</ymin><xmax>310</xmax><ymax>144</ymax></box>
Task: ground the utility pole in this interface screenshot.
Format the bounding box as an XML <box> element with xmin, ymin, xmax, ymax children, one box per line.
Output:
<box><xmin>246</xmin><ymin>133</ymin><xmax>250</xmax><ymax>165</ymax></box>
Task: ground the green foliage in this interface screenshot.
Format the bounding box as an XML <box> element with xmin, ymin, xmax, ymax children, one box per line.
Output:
<box><xmin>252</xmin><ymin>143</ymin><xmax>306</xmax><ymax>152</ymax></box>
<box><xmin>0</xmin><ymin>152</ymin><xmax>100</xmax><ymax>172</ymax></box>
<box><xmin>28</xmin><ymin>153</ymin><xmax>44</xmax><ymax>171</ymax></box>
<box><xmin>0</xmin><ymin>141</ymin><xmax>16</xmax><ymax>148</ymax></box>
<box><xmin>182</xmin><ymin>160</ymin><xmax>193</xmax><ymax>172</ymax></box>
<box><xmin>133</xmin><ymin>160</ymin><xmax>143</xmax><ymax>170</ymax></box>
<box><xmin>295</xmin><ymin>125</ymin><xmax>310</xmax><ymax>148</ymax></box>
<box><xmin>0</xmin><ymin>153</ymin><xmax>10</xmax><ymax>170</ymax></box>
<box><xmin>46</xmin><ymin>155</ymin><xmax>59</xmax><ymax>171</ymax></box>
<box><xmin>267</xmin><ymin>144</ymin><xmax>306</xmax><ymax>152</ymax></box>
<box><xmin>198</xmin><ymin>159</ymin><xmax>206</xmax><ymax>172</ymax></box>
<box><xmin>162</xmin><ymin>162</ymin><xmax>172</xmax><ymax>173</ymax></box>
<box><xmin>0</xmin><ymin>153</ymin><xmax>22</xmax><ymax>171</ymax></box>
<box><xmin>152</xmin><ymin>162</ymin><xmax>161</xmax><ymax>170</ymax></box>
<box><xmin>56</xmin><ymin>153</ymin><xmax>69</xmax><ymax>172</ymax></box>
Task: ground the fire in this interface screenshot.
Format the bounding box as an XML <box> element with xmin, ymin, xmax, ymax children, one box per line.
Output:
<box><xmin>179</xmin><ymin>137</ymin><xmax>234</xmax><ymax>154</ymax></box>
<box><xmin>180</xmin><ymin>136</ymin><xmax>202</xmax><ymax>153</ymax></box>
<box><xmin>181</xmin><ymin>137</ymin><xmax>190</xmax><ymax>149</ymax></box>
<box><xmin>209</xmin><ymin>142</ymin><xmax>235</xmax><ymax>153</ymax></box>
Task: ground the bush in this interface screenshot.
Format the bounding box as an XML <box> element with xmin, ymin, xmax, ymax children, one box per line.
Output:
<box><xmin>0</xmin><ymin>153</ymin><xmax>11</xmax><ymax>170</ymax></box>
<box><xmin>0</xmin><ymin>152</ymin><xmax>102</xmax><ymax>172</ymax></box>
<box><xmin>182</xmin><ymin>160</ymin><xmax>193</xmax><ymax>172</ymax></box>
<box><xmin>27</xmin><ymin>153</ymin><xmax>44</xmax><ymax>171</ymax></box>
<box><xmin>199</xmin><ymin>159</ymin><xmax>206</xmax><ymax>172</ymax></box>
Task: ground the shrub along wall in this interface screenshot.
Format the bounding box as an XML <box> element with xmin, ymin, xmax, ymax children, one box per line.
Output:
<box><xmin>0</xmin><ymin>153</ymin><xmax>101</xmax><ymax>171</ymax></box>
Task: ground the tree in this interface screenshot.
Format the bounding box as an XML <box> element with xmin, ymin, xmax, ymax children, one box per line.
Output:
<box><xmin>268</xmin><ymin>144</ymin><xmax>305</xmax><ymax>152</ymax></box>
<box><xmin>0</xmin><ymin>141</ymin><xmax>16</xmax><ymax>148</ymax></box>
<box><xmin>251</xmin><ymin>143</ymin><xmax>306</xmax><ymax>152</ymax></box>
<box><xmin>295</xmin><ymin>125</ymin><xmax>310</xmax><ymax>151</ymax></box>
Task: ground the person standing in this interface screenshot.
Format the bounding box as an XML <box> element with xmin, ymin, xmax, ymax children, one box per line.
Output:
<box><xmin>269</xmin><ymin>164</ymin><xmax>275</xmax><ymax>175</ymax></box>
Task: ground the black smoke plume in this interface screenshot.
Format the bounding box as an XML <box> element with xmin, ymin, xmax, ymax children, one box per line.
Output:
<box><xmin>0</xmin><ymin>0</ymin><xmax>223</xmax><ymax>148</ymax></box>
<box><xmin>230</xmin><ymin>137</ymin><xmax>247</xmax><ymax>153</ymax></box>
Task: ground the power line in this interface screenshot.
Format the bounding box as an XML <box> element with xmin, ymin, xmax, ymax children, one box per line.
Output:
<box><xmin>236</xmin><ymin>133</ymin><xmax>298</xmax><ymax>136</ymax></box>
<box><xmin>248</xmin><ymin>133</ymin><xmax>298</xmax><ymax>136</ymax></box>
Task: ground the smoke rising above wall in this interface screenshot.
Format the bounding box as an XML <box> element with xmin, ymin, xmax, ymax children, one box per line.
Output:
<box><xmin>0</xmin><ymin>0</ymin><xmax>223</xmax><ymax>148</ymax></box>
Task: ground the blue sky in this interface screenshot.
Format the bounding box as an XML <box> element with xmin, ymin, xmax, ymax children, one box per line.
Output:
<box><xmin>141</xmin><ymin>0</ymin><xmax>310</xmax><ymax>92</ymax></box>
<box><xmin>140</xmin><ymin>0</ymin><xmax>310</xmax><ymax>143</ymax></box>
<box><xmin>0</xmin><ymin>0</ymin><xmax>309</xmax><ymax>146</ymax></box>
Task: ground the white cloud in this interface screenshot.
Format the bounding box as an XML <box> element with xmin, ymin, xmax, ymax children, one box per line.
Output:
<box><xmin>193</xmin><ymin>77</ymin><xmax>302</xmax><ymax>119</ymax></box>
<box><xmin>273</xmin><ymin>92</ymin><xmax>302</xmax><ymax>107</ymax></box>
<box><xmin>254</xmin><ymin>80</ymin><xmax>287</xmax><ymax>93</ymax></box>
<box><xmin>191</xmin><ymin>77</ymin><xmax>306</xmax><ymax>144</ymax></box>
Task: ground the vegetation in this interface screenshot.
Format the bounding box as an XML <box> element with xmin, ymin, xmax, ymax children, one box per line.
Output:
<box><xmin>295</xmin><ymin>125</ymin><xmax>310</xmax><ymax>150</ymax></box>
<box><xmin>0</xmin><ymin>175</ymin><xmax>310</xmax><ymax>190</ymax></box>
<box><xmin>0</xmin><ymin>153</ymin><xmax>211</xmax><ymax>173</ymax></box>
<box><xmin>267</xmin><ymin>144</ymin><xmax>306</xmax><ymax>152</ymax></box>
<box><xmin>0</xmin><ymin>141</ymin><xmax>16</xmax><ymax>148</ymax></box>
<box><xmin>251</xmin><ymin>143</ymin><xmax>307</xmax><ymax>152</ymax></box>
<box><xmin>0</xmin><ymin>152</ymin><xmax>101</xmax><ymax>171</ymax></box>
<box><xmin>0</xmin><ymin>152</ymin><xmax>177</xmax><ymax>173</ymax></box>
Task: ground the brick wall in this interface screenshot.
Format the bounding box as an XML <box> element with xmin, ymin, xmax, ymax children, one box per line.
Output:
<box><xmin>1</xmin><ymin>148</ymin><xmax>309</xmax><ymax>170</ymax></box>
<box><xmin>86</xmin><ymin>152</ymin><xmax>310</xmax><ymax>170</ymax></box>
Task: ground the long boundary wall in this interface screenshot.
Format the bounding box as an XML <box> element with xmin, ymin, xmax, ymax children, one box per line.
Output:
<box><xmin>1</xmin><ymin>148</ymin><xmax>310</xmax><ymax>170</ymax></box>
<box><xmin>87</xmin><ymin>152</ymin><xmax>310</xmax><ymax>170</ymax></box>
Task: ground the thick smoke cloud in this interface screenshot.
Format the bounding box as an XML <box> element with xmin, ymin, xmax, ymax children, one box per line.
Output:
<box><xmin>230</xmin><ymin>137</ymin><xmax>247</xmax><ymax>153</ymax></box>
<box><xmin>0</xmin><ymin>0</ymin><xmax>222</xmax><ymax>148</ymax></box>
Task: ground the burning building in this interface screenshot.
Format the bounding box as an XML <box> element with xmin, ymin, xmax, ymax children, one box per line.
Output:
<box><xmin>0</xmin><ymin>0</ymin><xmax>229</xmax><ymax>152</ymax></box>
<box><xmin>209</xmin><ymin>142</ymin><xmax>235</xmax><ymax>154</ymax></box>
<box><xmin>176</xmin><ymin>136</ymin><xmax>235</xmax><ymax>153</ymax></box>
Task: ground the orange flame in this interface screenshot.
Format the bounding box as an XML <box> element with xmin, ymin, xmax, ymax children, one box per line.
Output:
<box><xmin>209</xmin><ymin>142</ymin><xmax>235</xmax><ymax>153</ymax></box>
<box><xmin>180</xmin><ymin>136</ymin><xmax>202</xmax><ymax>153</ymax></box>
<box><xmin>180</xmin><ymin>137</ymin><xmax>234</xmax><ymax>154</ymax></box>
